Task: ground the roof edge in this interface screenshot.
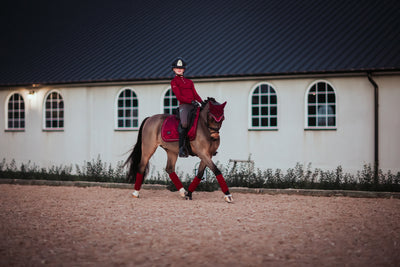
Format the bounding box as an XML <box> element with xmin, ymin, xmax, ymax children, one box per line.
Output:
<box><xmin>1</xmin><ymin>69</ymin><xmax>399</xmax><ymax>89</ymax></box>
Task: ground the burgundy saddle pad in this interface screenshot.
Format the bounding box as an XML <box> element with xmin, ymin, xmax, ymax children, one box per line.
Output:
<box><xmin>161</xmin><ymin>108</ymin><xmax>200</xmax><ymax>142</ymax></box>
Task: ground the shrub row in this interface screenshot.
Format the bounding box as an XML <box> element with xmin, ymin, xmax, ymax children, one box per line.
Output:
<box><xmin>1</xmin><ymin>158</ymin><xmax>399</xmax><ymax>192</ymax></box>
<box><xmin>0</xmin><ymin>157</ymin><xmax>126</xmax><ymax>183</ymax></box>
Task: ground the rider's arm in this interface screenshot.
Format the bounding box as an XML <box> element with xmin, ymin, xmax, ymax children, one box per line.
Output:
<box><xmin>171</xmin><ymin>79</ymin><xmax>184</xmax><ymax>103</ymax></box>
<box><xmin>191</xmin><ymin>81</ymin><xmax>203</xmax><ymax>103</ymax></box>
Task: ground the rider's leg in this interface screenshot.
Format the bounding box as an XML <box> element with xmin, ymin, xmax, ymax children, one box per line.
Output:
<box><xmin>178</xmin><ymin>124</ymin><xmax>188</xmax><ymax>157</ymax></box>
<box><xmin>178</xmin><ymin>104</ymin><xmax>194</xmax><ymax>158</ymax></box>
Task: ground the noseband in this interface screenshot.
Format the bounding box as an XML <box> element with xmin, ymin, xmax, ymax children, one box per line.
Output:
<box><xmin>207</xmin><ymin>111</ymin><xmax>224</xmax><ymax>140</ymax></box>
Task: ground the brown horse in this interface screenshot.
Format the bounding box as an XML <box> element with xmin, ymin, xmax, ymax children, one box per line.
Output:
<box><xmin>125</xmin><ymin>97</ymin><xmax>233</xmax><ymax>203</ymax></box>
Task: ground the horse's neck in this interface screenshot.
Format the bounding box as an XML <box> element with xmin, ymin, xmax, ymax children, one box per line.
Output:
<box><xmin>199</xmin><ymin>104</ymin><xmax>209</xmax><ymax>124</ymax></box>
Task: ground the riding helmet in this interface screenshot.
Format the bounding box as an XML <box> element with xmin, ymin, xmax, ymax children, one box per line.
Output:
<box><xmin>171</xmin><ymin>57</ymin><xmax>187</xmax><ymax>70</ymax></box>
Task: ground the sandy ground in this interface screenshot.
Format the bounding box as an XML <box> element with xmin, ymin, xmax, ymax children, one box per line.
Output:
<box><xmin>0</xmin><ymin>184</ymin><xmax>399</xmax><ymax>267</ymax></box>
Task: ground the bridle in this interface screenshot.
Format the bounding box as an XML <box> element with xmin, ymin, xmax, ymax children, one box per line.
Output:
<box><xmin>206</xmin><ymin>109</ymin><xmax>224</xmax><ymax>140</ymax></box>
<box><xmin>208</xmin><ymin>124</ymin><xmax>221</xmax><ymax>134</ymax></box>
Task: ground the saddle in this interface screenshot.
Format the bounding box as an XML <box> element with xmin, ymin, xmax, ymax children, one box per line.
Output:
<box><xmin>161</xmin><ymin>107</ymin><xmax>200</xmax><ymax>142</ymax></box>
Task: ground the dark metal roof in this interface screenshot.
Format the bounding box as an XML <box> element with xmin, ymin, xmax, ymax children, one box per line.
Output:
<box><xmin>1</xmin><ymin>0</ymin><xmax>399</xmax><ymax>86</ymax></box>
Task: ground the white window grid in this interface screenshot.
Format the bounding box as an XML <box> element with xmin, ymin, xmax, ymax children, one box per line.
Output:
<box><xmin>117</xmin><ymin>89</ymin><xmax>139</xmax><ymax>129</ymax></box>
<box><xmin>251</xmin><ymin>84</ymin><xmax>278</xmax><ymax>128</ymax></box>
<box><xmin>163</xmin><ymin>88</ymin><xmax>178</xmax><ymax>115</ymax></box>
<box><xmin>7</xmin><ymin>93</ymin><xmax>25</xmax><ymax>130</ymax></box>
<box><xmin>45</xmin><ymin>92</ymin><xmax>64</xmax><ymax>129</ymax></box>
<box><xmin>307</xmin><ymin>82</ymin><xmax>336</xmax><ymax>128</ymax></box>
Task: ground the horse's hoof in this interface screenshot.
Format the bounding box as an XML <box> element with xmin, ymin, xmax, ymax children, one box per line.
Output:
<box><xmin>132</xmin><ymin>190</ymin><xmax>140</xmax><ymax>198</ymax></box>
<box><xmin>185</xmin><ymin>191</ymin><xmax>192</xmax><ymax>200</ymax></box>
<box><xmin>179</xmin><ymin>188</ymin><xmax>187</xmax><ymax>198</ymax></box>
<box><xmin>224</xmin><ymin>194</ymin><xmax>233</xmax><ymax>203</ymax></box>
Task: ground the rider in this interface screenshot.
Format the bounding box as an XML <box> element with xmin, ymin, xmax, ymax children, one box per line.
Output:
<box><xmin>170</xmin><ymin>57</ymin><xmax>203</xmax><ymax>157</ymax></box>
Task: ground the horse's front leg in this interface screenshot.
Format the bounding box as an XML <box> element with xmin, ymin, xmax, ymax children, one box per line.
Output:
<box><xmin>190</xmin><ymin>156</ymin><xmax>233</xmax><ymax>203</ymax></box>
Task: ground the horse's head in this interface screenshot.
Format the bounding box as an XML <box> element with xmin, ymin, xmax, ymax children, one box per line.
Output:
<box><xmin>202</xmin><ymin>97</ymin><xmax>227</xmax><ymax>140</ymax></box>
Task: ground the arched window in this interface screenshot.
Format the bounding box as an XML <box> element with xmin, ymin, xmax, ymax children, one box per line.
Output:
<box><xmin>249</xmin><ymin>83</ymin><xmax>278</xmax><ymax>129</ymax></box>
<box><xmin>44</xmin><ymin>91</ymin><xmax>64</xmax><ymax>130</ymax></box>
<box><xmin>7</xmin><ymin>93</ymin><xmax>25</xmax><ymax>130</ymax></box>
<box><xmin>163</xmin><ymin>88</ymin><xmax>178</xmax><ymax>115</ymax></box>
<box><xmin>306</xmin><ymin>81</ymin><xmax>336</xmax><ymax>128</ymax></box>
<box><xmin>116</xmin><ymin>88</ymin><xmax>139</xmax><ymax>129</ymax></box>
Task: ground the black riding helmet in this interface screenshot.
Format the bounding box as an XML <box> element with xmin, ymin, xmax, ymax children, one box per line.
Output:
<box><xmin>171</xmin><ymin>57</ymin><xmax>187</xmax><ymax>70</ymax></box>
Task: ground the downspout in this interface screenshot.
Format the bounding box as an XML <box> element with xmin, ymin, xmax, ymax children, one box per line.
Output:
<box><xmin>367</xmin><ymin>72</ymin><xmax>379</xmax><ymax>179</ymax></box>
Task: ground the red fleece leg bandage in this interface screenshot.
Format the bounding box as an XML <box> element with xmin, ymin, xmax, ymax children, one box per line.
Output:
<box><xmin>216</xmin><ymin>174</ymin><xmax>229</xmax><ymax>194</ymax></box>
<box><xmin>134</xmin><ymin>173</ymin><xmax>144</xmax><ymax>191</ymax></box>
<box><xmin>188</xmin><ymin>176</ymin><xmax>202</xmax><ymax>192</ymax></box>
<box><xmin>169</xmin><ymin>172</ymin><xmax>183</xmax><ymax>190</ymax></box>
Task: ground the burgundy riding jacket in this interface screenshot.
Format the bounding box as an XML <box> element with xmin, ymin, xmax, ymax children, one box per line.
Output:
<box><xmin>171</xmin><ymin>75</ymin><xmax>203</xmax><ymax>104</ymax></box>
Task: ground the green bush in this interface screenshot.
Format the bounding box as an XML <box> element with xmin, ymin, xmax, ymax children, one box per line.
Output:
<box><xmin>0</xmin><ymin>158</ymin><xmax>399</xmax><ymax>192</ymax></box>
<box><xmin>75</xmin><ymin>156</ymin><xmax>126</xmax><ymax>183</ymax></box>
<box><xmin>0</xmin><ymin>156</ymin><xmax>125</xmax><ymax>183</ymax></box>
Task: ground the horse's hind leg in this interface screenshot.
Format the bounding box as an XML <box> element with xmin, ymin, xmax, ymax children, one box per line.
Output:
<box><xmin>186</xmin><ymin>160</ymin><xmax>206</xmax><ymax>200</ymax></box>
<box><xmin>132</xmin><ymin>143</ymin><xmax>158</xmax><ymax>197</ymax></box>
<box><xmin>165</xmin><ymin>151</ymin><xmax>186</xmax><ymax>198</ymax></box>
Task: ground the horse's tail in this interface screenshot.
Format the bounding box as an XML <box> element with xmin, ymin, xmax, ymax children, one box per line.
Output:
<box><xmin>125</xmin><ymin>117</ymin><xmax>149</xmax><ymax>183</ymax></box>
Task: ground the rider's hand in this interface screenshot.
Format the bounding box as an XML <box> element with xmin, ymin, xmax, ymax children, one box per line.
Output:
<box><xmin>192</xmin><ymin>100</ymin><xmax>201</xmax><ymax>107</ymax></box>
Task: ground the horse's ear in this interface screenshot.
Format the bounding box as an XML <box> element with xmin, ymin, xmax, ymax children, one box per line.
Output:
<box><xmin>222</xmin><ymin>101</ymin><xmax>227</xmax><ymax>109</ymax></box>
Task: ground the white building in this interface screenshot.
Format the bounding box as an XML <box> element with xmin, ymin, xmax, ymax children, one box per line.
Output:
<box><xmin>1</xmin><ymin>0</ymin><xmax>399</xmax><ymax>176</ymax></box>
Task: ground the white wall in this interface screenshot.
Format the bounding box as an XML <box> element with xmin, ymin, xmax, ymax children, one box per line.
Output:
<box><xmin>377</xmin><ymin>76</ymin><xmax>400</xmax><ymax>172</ymax></box>
<box><xmin>1</xmin><ymin>74</ymin><xmax>399</xmax><ymax>177</ymax></box>
<box><xmin>209</xmin><ymin>77</ymin><xmax>376</xmax><ymax>173</ymax></box>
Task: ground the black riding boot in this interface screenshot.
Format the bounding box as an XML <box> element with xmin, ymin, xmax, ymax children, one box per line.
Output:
<box><xmin>178</xmin><ymin>125</ymin><xmax>189</xmax><ymax>158</ymax></box>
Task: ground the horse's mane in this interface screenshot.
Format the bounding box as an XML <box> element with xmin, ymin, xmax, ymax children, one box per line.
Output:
<box><xmin>201</xmin><ymin>97</ymin><xmax>218</xmax><ymax>110</ymax></box>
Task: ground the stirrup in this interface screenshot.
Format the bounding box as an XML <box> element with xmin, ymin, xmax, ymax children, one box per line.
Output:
<box><xmin>179</xmin><ymin>188</ymin><xmax>187</xmax><ymax>198</ymax></box>
<box><xmin>224</xmin><ymin>194</ymin><xmax>233</xmax><ymax>203</ymax></box>
<box><xmin>132</xmin><ymin>190</ymin><xmax>140</xmax><ymax>198</ymax></box>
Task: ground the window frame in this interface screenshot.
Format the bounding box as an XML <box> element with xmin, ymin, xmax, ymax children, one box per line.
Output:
<box><xmin>115</xmin><ymin>87</ymin><xmax>139</xmax><ymax>131</ymax></box>
<box><xmin>43</xmin><ymin>90</ymin><xmax>64</xmax><ymax>131</ymax></box>
<box><xmin>5</xmin><ymin>92</ymin><xmax>26</xmax><ymax>132</ymax></box>
<box><xmin>305</xmin><ymin>80</ymin><xmax>337</xmax><ymax>130</ymax></box>
<box><xmin>161</xmin><ymin>87</ymin><xmax>178</xmax><ymax>115</ymax></box>
<box><xmin>248</xmin><ymin>82</ymin><xmax>279</xmax><ymax>131</ymax></box>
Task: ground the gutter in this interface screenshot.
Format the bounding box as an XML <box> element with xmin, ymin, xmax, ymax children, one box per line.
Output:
<box><xmin>367</xmin><ymin>72</ymin><xmax>379</xmax><ymax>179</ymax></box>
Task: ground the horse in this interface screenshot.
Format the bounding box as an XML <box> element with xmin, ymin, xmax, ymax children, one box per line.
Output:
<box><xmin>125</xmin><ymin>97</ymin><xmax>233</xmax><ymax>203</ymax></box>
